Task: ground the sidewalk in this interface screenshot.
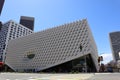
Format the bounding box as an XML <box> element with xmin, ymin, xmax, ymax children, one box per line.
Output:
<box><xmin>28</xmin><ymin>73</ymin><xmax>95</xmax><ymax>80</ymax></box>
<box><xmin>0</xmin><ymin>73</ymin><xmax>120</xmax><ymax>80</ymax></box>
<box><xmin>88</xmin><ymin>73</ymin><xmax>120</xmax><ymax>80</ymax></box>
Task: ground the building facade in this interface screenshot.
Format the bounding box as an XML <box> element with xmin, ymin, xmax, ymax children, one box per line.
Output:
<box><xmin>6</xmin><ymin>19</ymin><xmax>98</xmax><ymax>72</ymax></box>
<box><xmin>109</xmin><ymin>31</ymin><xmax>120</xmax><ymax>61</ymax></box>
<box><xmin>0</xmin><ymin>0</ymin><xmax>5</xmax><ymax>15</ymax></box>
<box><xmin>20</xmin><ymin>16</ymin><xmax>34</xmax><ymax>30</ymax></box>
<box><xmin>0</xmin><ymin>21</ymin><xmax>2</xmax><ymax>31</ymax></box>
<box><xmin>0</xmin><ymin>20</ymin><xmax>33</xmax><ymax>62</ymax></box>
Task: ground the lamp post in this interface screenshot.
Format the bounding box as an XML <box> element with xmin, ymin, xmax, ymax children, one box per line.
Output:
<box><xmin>98</xmin><ymin>56</ymin><xmax>103</xmax><ymax>72</ymax></box>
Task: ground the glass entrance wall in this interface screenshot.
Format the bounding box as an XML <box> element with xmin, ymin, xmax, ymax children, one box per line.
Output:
<box><xmin>40</xmin><ymin>54</ymin><xmax>96</xmax><ymax>73</ymax></box>
<box><xmin>71</xmin><ymin>56</ymin><xmax>85</xmax><ymax>72</ymax></box>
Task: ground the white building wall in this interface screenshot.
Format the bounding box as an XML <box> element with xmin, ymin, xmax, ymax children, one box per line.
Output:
<box><xmin>5</xmin><ymin>19</ymin><xmax>98</xmax><ymax>71</ymax></box>
<box><xmin>0</xmin><ymin>20</ymin><xmax>33</xmax><ymax>62</ymax></box>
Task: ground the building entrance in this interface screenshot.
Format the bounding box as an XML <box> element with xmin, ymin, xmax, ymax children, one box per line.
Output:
<box><xmin>41</xmin><ymin>54</ymin><xmax>96</xmax><ymax>73</ymax></box>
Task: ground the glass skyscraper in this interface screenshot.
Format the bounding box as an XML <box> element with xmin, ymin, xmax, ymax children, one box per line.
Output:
<box><xmin>0</xmin><ymin>0</ymin><xmax>5</xmax><ymax>15</ymax></box>
<box><xmin>109</xmin><ymin>31</ymin><xmax>120</xmax><ymax>61</ymax></box>
<box><xmin>20</xmin><ymin>16</ymin><xmax>34</xmax><ymax>31</ymax></box>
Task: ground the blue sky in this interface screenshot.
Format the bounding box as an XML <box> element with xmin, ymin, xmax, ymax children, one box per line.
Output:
<box><xmin>1</xmin><ymin>0</ymin><xmax>120</xmax><ymax>63</ymax></box>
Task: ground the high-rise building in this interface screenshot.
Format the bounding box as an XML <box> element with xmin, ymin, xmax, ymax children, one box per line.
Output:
<box><xmin>109</xmin><ymin>31</ymin><xmax>120</xmax><ymax>61</ymax></box>
<box><xmin>0</xmin><ymin>0</ymin><xmax>5</xmax><ymax>15</ymax></box>
<box><xmin>20</xmin><ymin>16</ymin><xmax>34</xmax><ymax>30</ymax></box>
<box><xmin>0</xmin><ymin>21</ymin><xmax>2</xmax><ymax>30</ymax></box>
<box><xmin>0</xmin><ymin>20</ymin><xmax>33</xmax><ymax>62</ymax></box>
<box><xmin>6</xmin><ymin>19</ymin><xmax>98</xmax><ymax>72</ymax></box>
<box><xmin>0</xmin><ymin>0</ymin><xmax>5</xmax><ymax>30</ymax></box>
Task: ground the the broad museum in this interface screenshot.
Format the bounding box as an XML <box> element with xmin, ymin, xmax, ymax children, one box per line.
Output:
<box><xmin>5</xmin><ymin>19</ymin><xmax>98</xmax><ymax>72</ymax></box>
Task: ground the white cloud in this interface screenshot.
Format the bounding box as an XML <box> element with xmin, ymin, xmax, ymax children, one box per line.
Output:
<box><xmin>100</xmin><ymin>53</ymin><xmax>113</xmax><ymax>64</ymax></box>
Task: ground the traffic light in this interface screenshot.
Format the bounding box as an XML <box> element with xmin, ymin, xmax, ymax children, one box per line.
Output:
<box><xmin>98</xmin><ymin>57</ymin><xmax>100</xmax><ymax>63</ymax></box>
<box><xmin>100</xmin><ymin>56</ymin><xmax>103</xmax><ymax>61</ymax></box>
<box><xmin>98</xmin><ymin>56</ymin><xmax>103</xmax><ymax>63</ymax></box>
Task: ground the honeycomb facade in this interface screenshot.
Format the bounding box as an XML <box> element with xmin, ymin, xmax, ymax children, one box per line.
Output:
<box><xmin>5</xmin><ymin>19</ymin><xmax>98</xmax><ymax>72</ymax></box>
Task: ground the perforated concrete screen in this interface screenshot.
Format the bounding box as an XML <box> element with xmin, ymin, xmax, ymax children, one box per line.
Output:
<box><xmin>5</xmin><ymin>19</ymin><xmax>98</xmax><ymax>72</ymax></box>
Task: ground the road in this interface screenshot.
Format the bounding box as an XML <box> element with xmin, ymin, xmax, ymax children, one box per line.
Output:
<box><xmin>0</xmin><ymin>73</ymin><xmax>120</xmax><ymax>80</ymax></box>
<box><xmin>89</xmin><ymin>73</ymin><xmax>120</xmax><ymax>80</ymax></box>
